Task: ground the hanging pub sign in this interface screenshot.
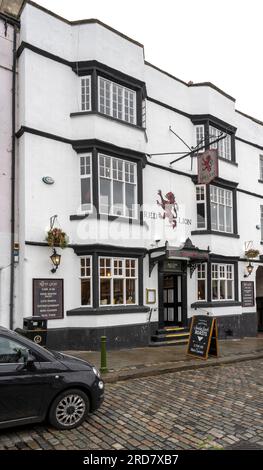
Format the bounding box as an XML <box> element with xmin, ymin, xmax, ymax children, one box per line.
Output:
<box><xmin>197</xmin><ymin>149</ymin><xmax>218</xmax><ymax>184</ymax></box>
<box><xmin>187</xmin><ymin>315</ymin><xmax>218</xmax><ymax>359</ymax></box>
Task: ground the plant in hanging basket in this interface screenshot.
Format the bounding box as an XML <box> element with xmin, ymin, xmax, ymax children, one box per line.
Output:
<box><xmin>245</xmin><ymin>248</ymin><xmax>260</xmax><ymax>259</ymax></box>
<box><xmin>46</xmin><ymin>228</ymin><xmax>69</xmax><ymax>248</ymax></box>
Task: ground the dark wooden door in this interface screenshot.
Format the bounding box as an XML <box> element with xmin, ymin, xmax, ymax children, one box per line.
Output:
<box><xmin>163</xmin><ymin>274</ymin><xmax>183</xmax><ymax>325</ymax></box>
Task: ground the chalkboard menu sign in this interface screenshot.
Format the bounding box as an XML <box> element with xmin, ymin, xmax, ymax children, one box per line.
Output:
<box><xmin>33</xmin><ymin>279</ymin><xmax>64</xmax><ymax>319</ymax></box>
<box><xmin>187</xmin><ymin>315</ymin><xmax>218</xmax><ymax>359</ymax></box>
<box><xmin>241</xmin><ymin>281</ymin><xmax>254</xmax><ymax>307</ymax></box>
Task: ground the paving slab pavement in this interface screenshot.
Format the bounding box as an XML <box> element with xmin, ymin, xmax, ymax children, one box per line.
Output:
<box><xmin>64</xmin><ymin>336</ymin><xmax>263</xmax><ymax>383</ymax></box>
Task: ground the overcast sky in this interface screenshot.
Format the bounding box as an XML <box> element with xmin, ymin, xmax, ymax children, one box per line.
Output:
<box><xmin>35</xmin><ymin>0</ymin><xmax>263</xmax><ymax>121</ymax></box>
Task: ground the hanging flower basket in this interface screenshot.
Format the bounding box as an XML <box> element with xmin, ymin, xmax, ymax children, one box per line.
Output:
<box><xmin>245</xmin><ymin>249</ymin><xmax>260</xmax><ymax>259</ymax></box>
<box><xmin>46</xmin><ymin>228</ymin><xmax>69</xmax><ymax>249</ymax></box>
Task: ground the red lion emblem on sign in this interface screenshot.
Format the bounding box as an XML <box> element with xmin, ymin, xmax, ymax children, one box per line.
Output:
<box><xmin>157</xmin><ymin>190</ymin><xmax>178</xmax><ymax>229</ymax></box>
<box><xmin>202</xmin><ymin>154</ymin><xmax>212</xmax><ymax>172</ymax></box>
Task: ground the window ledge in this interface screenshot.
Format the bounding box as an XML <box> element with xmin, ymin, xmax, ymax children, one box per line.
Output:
<box><xmin>69</xmin><ymin>213</ymin><xmax>145</xmax><ymax>225</ymax></box>
<box><xmin>191</xmin><ymin>301</ymin><xmax>242</xmax><ymax>309</ymax></box>
<box><xmin>67</xmin><ymin>305</ymin><xmax>150</xmax><ymax>316</ymax></box>
<box><xmin>218</xmin><ymin>157</ymin><xmax>238</xmax><ymax>166</ymax></box>
<box><xmin>70</xmin><ymin>110</ymin><xmax>145</xmax><ymax>132</ymax></box>
<box><xmin>191</xmin><ymin>230</ymin><xmax>240</xmax><ymax>238</ymax></box>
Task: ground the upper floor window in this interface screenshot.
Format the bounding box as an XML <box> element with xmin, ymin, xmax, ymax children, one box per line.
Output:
<box><xmin>99</xmin><ymin>257</ymin><xmax>137</xmax><ymax>306</ymax></box>
<box><xmin>210</xmin><ymin>185</ymin><xmax>233</xmax><ymax>233</ymax></box>
<box><xmin>80</xmin><ymin>76</ymin><xmax>91</xmax><ymax>111</ymax></box>
<box><xmin>209</xmin><ymin>126</ymin><xmax>231</xmax><ymax>161</ymax></box>
<box><xmin>99</xmin><ymin>154</ymin><xmax>137</xmax><ymax>218</ymax></box>
<box><xmin>80</xmin><ymin>257</ymin><xmax>92</xmax><ymax>306</ymax></box>
<box><xmin>195</xmin><ymin>125</ymin><xmax>205</xmax><ymax>151</ymax></box>
<box><xmin>80</xmin><ymin>154</ymin><xmax>92</xmax><ymax>212</ymax></box>
<box><xmin>259</xmin><ymin>155</ymin><xmax>263</xmax><ymax>181</ymax></box>
<box><xmin>196</xmin><ymin>185</ymin><xmax>206</xmax><ymax>229</ymax></box>
<box><xmin>98</xmin><ymin>77</ymin><xmax>136</xmax><ymax>125</ymax></box>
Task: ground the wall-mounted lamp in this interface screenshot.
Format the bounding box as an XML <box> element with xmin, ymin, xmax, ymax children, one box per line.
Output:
<box><xmin>50</xmin><ymin>249</ymin><xmax>61</xmax><ymax>274</ymax></box>
<box><xmin>244</xmin><ymin>261</ymin><xmax>254</xmax><ymax>278</ymax></box>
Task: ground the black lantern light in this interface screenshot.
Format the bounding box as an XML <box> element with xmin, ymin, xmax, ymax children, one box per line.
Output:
<box><xmin>50</xmin><ymin>249</ymin><xmax>61</xmax><ymax>273</ymax></box>
<box><xmin>244</xmin><ymin>261</ymin><xmax>254</xmax><ymax>277</ymax></box>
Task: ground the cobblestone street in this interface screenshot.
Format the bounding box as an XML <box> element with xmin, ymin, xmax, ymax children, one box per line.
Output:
<box><xmin>0</xmin><ymin>359</ymin><xmax>262</xmax><ymax>450</ymax></box>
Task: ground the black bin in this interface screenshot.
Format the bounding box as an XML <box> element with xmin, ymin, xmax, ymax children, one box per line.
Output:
<box><xmin>18</xmin><ymin>317</ymin><xmax>48</xmax><ymax>346</ymax></box>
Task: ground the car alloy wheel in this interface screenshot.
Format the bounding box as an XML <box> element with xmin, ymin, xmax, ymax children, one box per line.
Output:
<box><xmin>55</xmin><ymin>393</ymin><xmax>86</xmax><ymax>427</ymax></box>
<box><xmin>49</xmin><ymin>389</ymin><xmax>90</xmax><ymax>430</ymax></box>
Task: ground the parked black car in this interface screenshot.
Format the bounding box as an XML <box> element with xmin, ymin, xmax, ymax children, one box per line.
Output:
<box><xmin>0</xmin><ymin>326</ymin><xmax>104</xmax><ymax>430</ymax></box>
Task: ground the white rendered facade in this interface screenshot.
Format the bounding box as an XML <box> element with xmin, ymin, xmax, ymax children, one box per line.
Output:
<box><xmin>7</xmin><ymin>1</ymin><xmax>263</xmax><ymax>348</ymax></box>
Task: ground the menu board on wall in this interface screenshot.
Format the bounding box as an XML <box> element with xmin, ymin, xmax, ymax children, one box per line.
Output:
<box><xmin>241</xmin><ymin>281</ymin><xmax>255</xmax><ymax>307</ymax></box>
<box><xmin>187</xmin><ymin>315</ymin><xmax>218</xmax><ymax>359</ymax></box>
<box><xmin>33</xmin><ymin>279</ymin><xmax>64</xmax><ymax>319</ymax></box>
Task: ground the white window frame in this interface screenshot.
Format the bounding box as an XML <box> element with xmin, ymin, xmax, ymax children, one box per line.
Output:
<box><xmin>80</xmin><ymin>76</ymin><xmax>91</xmax><ymax>112</ymax></box>
<box><xmin>196</xmin><ymin>263</ymin><xmax>207</xmax><ymax>301</ymax></box>
<box><xmin>99</xmin><ymin>257</ymin><xmax>138</xmax><ymax>307</ymax></box>
<box><xmin>209</xmin><ymin>125</ymin><xmax>231</xmax><ymax>161</ymax></box>
<box><xmin>195</xmin><ymin>125</ymin><xmax>205</xmax><ymax>152</ymax></box>
<box><xmin>210</xmin><ymin>185</ymin><xmax>233</xmax><ymax>233</ymax></box>
<box><xmin>196</xmin><ymin>185</ymin><xmax>207</xmax><ymax>230</ymax></box>
<box><xmin>80</xmin><ymin>256</ymin><xmax>92</xmax><ymax>307</ymax></box>
<box><xmin>211</xmin><ymin>263</ymin><xmax>234</xmax><ymax>301</ymax></box>
<box><xmin>80</xmin><ymin>153</ymin><xmax>93</xmax><ymax>213</ymax></box>
<box><xmin>259</xmin><ymin>155</ymin><xmax>263</xmax><ymax>181</ymax></box>
<box><xmin>261</xmin><ymin>205</ymin><xmax>263</xmax><ymax>242</ymax></box>
<box><xmin>98</xmin><ymin>76</ymin><xmax>137</xmax><ymax>125</ymax></box>
<box><xmin>98</xmin><ymin>153</ymin><xmax>137</xmax><ymax>219</ymax></box>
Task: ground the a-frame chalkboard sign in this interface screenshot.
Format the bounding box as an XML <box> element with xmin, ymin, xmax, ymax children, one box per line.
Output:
<box><xmin>187</xmin><ymin>315</ymin><xmax>218</xmax><ymax>359</ymax></box>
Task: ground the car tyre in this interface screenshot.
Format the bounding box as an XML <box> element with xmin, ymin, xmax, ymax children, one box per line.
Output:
<box><xmin>48</xmin><ymin>389</ymin><xmax>90</xmax><ymax>430</ymax></box>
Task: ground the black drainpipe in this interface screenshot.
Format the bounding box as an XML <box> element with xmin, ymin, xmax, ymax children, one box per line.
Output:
<box><xmin>9</xmin><ymin>25</ymin><xmax>17</xmax><ymax>330</ymax></box>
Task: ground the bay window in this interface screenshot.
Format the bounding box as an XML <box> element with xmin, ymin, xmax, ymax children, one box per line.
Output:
<box><xmin>80</xmin><ymin>76</ymin><xmax>91</xmax><ymax>112</ymax></box>
<box><xmin>195</xmin><ymin>262</ymin><xmax>236</xmax><ymax>304</ymax></box>
<box><xmin>99</xmin><ymin>154</ymin><xmax>137</xmax><ymax>218</ymax></box>
<box><xmin>98</xmin><ymin>77</ymin><xmax>136</xmax><ymax>124</ymax></box>
<box><xmin>209</xmin><ymin>125</ymin><xmax>231</xmax><ymax>161</ymax></box>
<box><xmin>80</xmin><ymin>257</ymin><xmax>92</xmax><ymax>306</ymax></box>
<box><xmin>99</xmin><ymin>257</ymin><xmax>137</xmax><ymax>306</ymax></box>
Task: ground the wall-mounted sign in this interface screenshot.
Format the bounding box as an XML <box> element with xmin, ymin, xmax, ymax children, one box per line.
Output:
<box><xmin>33</xmin><ymin>279</ymin><xmax>64</xmax><ymax>319</ymax></box>
<box><xmin>187</xmin><ymin>315</ymin><xmax>218</xmax><ymax>359</ymax></box>
<box><xmin>157</xmin><ymin>190</ymin><xmax>178</xmax><ymax>229</ymax></box>
<box><xmin>146</xmin><ymin>288</ymin><xmax>156</xmax><ymax>304</ymax></box>
<box><xmin>198</xmin><ymin>149</ymin><xmax>218</xmax><ymax>184</ymax></box>
<box><xmin>42</xmin><ymin>176</ymin><xmax>55</xmax><ymax>185</ymax></box>
<box><xmin>241</xmin><ymin>281</ymin><xmax>255</xmax><ymax>307</ymax></box>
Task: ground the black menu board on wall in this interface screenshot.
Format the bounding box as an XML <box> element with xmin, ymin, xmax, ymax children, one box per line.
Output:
<box><xmin>241</xmin><ymin>281</ymin><xmax>255</xmax><ymax>307</ymax></box>
<box><xmin>33</xmin><ymin>279</ymin><xmax>64</xmax><ymax>319</ymax></box>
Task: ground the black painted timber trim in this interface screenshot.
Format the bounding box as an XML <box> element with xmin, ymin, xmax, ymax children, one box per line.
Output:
<box><xmin>71</xmin><ymin>243</ymin><xmax>147</xmax><ymax>257</ymax></box>
<box><xmin>191</xmin><ymin>230</ymin><xmax>240</xmax><ymax>239</ymax></box>
<box><xmin>67</xmin><ymin>306</ymin><xmax>150</xmax><ymax>316</ymax></box>
<box><xmin>191</xmin><ymin>114</ymin><xmax>237</xmax><ymax>133</ymax></box>
<box><xmin>191</xmin><ymin>301</ymin><xmax>242</xmax><ymax>309</ymax></box>
<box><xmin>236</xmin><ymin>136</ymin><xmax>263</xmax><ymax>152</ymax></box>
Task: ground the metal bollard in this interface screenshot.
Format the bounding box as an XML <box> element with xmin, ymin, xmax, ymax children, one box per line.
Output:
<box><xmin>100</xmin><ymin>336</ymin><xmax>108</xmax><ymax>373</ymax></box>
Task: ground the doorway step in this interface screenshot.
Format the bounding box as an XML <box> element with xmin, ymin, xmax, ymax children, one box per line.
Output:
<box><xmin>149</xmin><ymin>326</ymin><xmax>190</xmax><ymax>347</ymax></box>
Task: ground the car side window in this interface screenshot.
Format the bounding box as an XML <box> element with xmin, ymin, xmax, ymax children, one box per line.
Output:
<box><xmin>0</xmin><ymin>336</ymin><xmax>29</xmax><ymax>364</ymax></box>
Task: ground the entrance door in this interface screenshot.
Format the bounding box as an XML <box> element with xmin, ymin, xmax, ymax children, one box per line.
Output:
<box><xmin>163</xmin><ymin>274</ymin><xmax>182</xmax><ymax>325</ymax></box>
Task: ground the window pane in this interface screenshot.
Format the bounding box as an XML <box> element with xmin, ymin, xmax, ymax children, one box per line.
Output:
<box><xmin>219</xmin><ymin>204</ymin><xmax>225</xmax><ymax>231</ymax></box>
<box><xmin>113</xmin><ymin>279</ymin><xmax>124</xmax><ymax>305</ymax></box>
<box><xmin>100</xmin><ymin>279</ymin><xmax>111</xmax><ymax>305</ymax></box>
<box><xmin>0</xmin><ymin>337</ymin><xmax>28</xmax><ymax>364</ymax></box>
<box><xmin>125</xmin><ymin>183</ymin><xmax>135</xmax><ymax>217</ymax></box>
<box><xmin>81</xmin><ymin>279</ymin><xmax>91</xmax><ymax>305</ymax></box>
<box><xmin>220</xmin><ymin>280</ymin><xmax>226</xmax><ymax>299</ymax></box>
<box><xmin>211</xmin><ymin>203</ymin><xmax>218</xmax><ymax>230</ymax></box>
<box><xmin>226</xmin><ymin>206</ymin><xmax>232</xmax><ymax>232</ymax></box>
<box><xmin>197</xmin><ymin>280</ymin><xmax>205</xmax><ymax>300</ymax></box>
<box><xmin>113</xmin><ymin>180</ymin><xmax>124</xmax><ymax>216</ymax></box>
<box><xmin>212</xmin><ymin>280</ymin><xmax>218</xmax><ymax>299</ymax></box>
<box><xmin>81</xmin><ymin>178</ymin><xmax>91</xmax><ymax>209</ymax></box>
<box><xmin>100</xmin><ymin>178</ymin><xmax>111</xmax><ymax>214</ymax></box>
<box><xmin>126</xmin><ymin>279</ymin><xmax>136</xmax><ymax>304</ymax></box>
<box><xmin>227</xmin><ymin>280</ymin><xmax>233</xmax><ymax>299</ymax></box>
<box><xmin>197</xmin><ymin>203</ymin><xmax>206</xmax><ymax>228</ymax></box>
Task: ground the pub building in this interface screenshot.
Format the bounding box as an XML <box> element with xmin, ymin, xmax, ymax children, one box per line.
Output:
<box><xmin>7</xmin><ymin>0</ymin><xmax>263</xmax><ymax>349</ymax></box>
